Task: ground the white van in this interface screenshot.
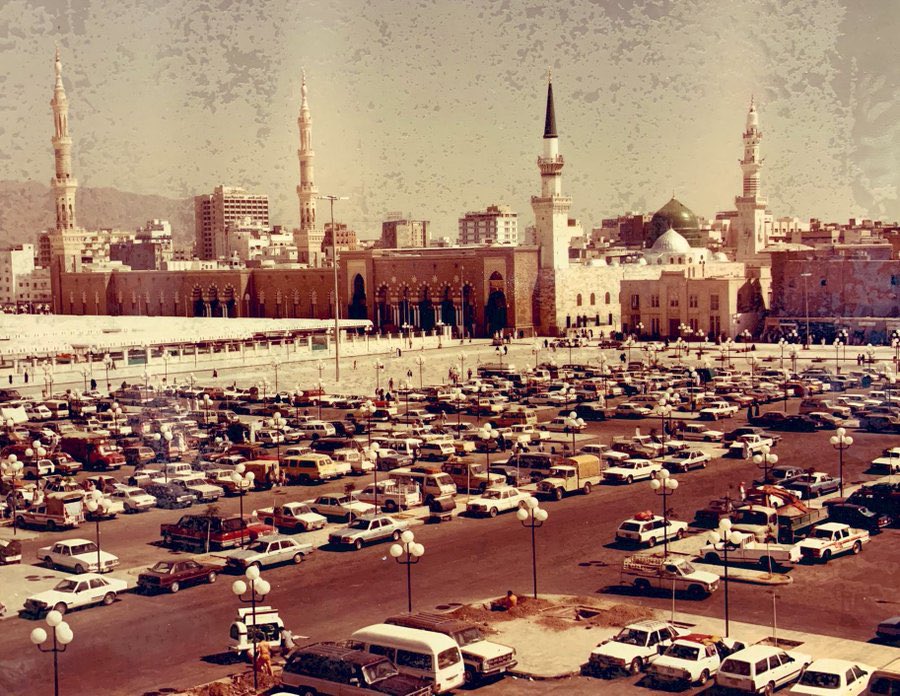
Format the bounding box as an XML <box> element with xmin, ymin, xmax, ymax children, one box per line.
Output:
<box><xmin>418</xmin><ymin>441</ymin><xmax>455</xmax><ymax>462</ymax></box>
<box><xmin>379</xmin><ymin>437</ymin><xmax>423</xmax><ymax>459</ymax></box>
<box><xmin>296</xmin><ymin>421</ymin><xmax>336</xmax><ymax>440</ymax></box>
<box><xmin>390</xmin><ymin>468</ymin><xmax>457</xmax><ymax>504</ymax></box>
<box><xmin>43</xmin><ymin>400</ymin><xmax>70</xmax><ymax>419</ymax></box>
<box><xmin>349</xmin><ymin>623</ymin><xmax>465</xmax><ymax>693</ymax></box>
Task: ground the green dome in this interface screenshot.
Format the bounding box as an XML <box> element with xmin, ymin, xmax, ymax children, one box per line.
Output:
<box><xmin>647</xmin><ymin>197</ymin><xmax>700</xmax><ymax>246</ymax></box>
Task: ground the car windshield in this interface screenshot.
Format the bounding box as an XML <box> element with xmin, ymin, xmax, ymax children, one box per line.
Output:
<box><xmin>150</xmin><ymin>561</ymin><xmax>174</xmax><ymax>573</ymax></box>
<box><xmin>437</xmin><ymin>647</ymin><xmax>461</xmax><ymax>668</ymax></box>
<box><xmin>739</xmin><ymin>511</ymin><xmax>770</xmax><ymax>525</ymax></box>
<box><xmin>454</xmin><ymin>627</ymin><xmax>485</xmax><ymax>646</ymax></box>
<box><xmin>248</xmin><ymin>541</ymin><xmax>270</xmax><ymax>552</ymax></box>
<box><xmin>70</xmin><ymin>543</ymin><xmax>98</xmax><ymax>555</ymax></box>
<box><xmin>348</xmin><ymin>519</ymin><xmax>371</xmax><ymax>530</ymax></box>
<box><xmin>54</xmin><ymin>580</ymin><xmax>79</xmax><ymax>592</ymax></box>
<box><xmin>363</xmin><ymin>659</ymin><xmax>398</xmax><ymax>682</ymax></box>
<box><xmin>799</xmin><ymin>670</ymin><xmax>840</xmax><ymax>688</ymax></box>
<box><xmin>620</xmin><ymin>462</ymin><xmax>639</xmax><ymax>470</ymax></box>
<box><xmin>667</xmin><ymin>644</ymin><xmax>700</xmax><ymax>660</ymax></box>
<box><xmin>482</xmin><ymin>490</ymin><xmax>502</xmax><ymax>499</ymax></box>
<box><xmin>721</xmin><ymin>659</ymin><xmax>751</xmax><ymax>676</ymax></box>
<box><xmin>813</xmin><ymin>528</ymin><xmax>835</xmax><ymax>539</ymax></box>
<box><xmin>614</xmin><ymin>628</ymin><xmax>649</xmax><ymax>645</ymax></box>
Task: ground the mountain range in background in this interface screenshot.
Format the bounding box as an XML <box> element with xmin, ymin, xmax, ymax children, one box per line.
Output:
<box><xmin>0</xmin><ymin>180</ymin><xmax>194</xmax><ymax>249</ymax></box>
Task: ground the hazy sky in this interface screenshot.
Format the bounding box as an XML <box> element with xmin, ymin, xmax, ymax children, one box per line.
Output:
<box><xmin>1</xmin><ymin>0</ymin><xmax>896</xmax><ymax>239</ymax></box>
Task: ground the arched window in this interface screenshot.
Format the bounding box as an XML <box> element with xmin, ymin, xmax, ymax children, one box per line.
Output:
<box><xmin>590</xmin><ymin>293</ymin><xmax>596</xmax><ymax>305</ymax></box>
<box><xmin>576</xmin><ymin>294</ymin><xmax>583</xmax><ymax>307</ymax></box>
<box><xmin>604</xmin><ymin>292</ymin><xmax>611</xmax><ymax>304</ymax></box>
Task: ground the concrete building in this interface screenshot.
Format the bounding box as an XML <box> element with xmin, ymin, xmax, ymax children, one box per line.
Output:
<box><xmin>17</xmin><ymin>267</ymin><xmax>52</xmax><ymax>308</ymax></box>
<box><xmin>458</xmin><ymin>204</ymin><xmax>518</xmax><ymax>245</ymax></box>
<box><xmin>323</xmin><ymin>222</ymin><xmax>359</xmax><ymax>260</ymax></box>
<box><xmin>0</xmin><ymin>244</ymin><xmax>37</xmax><ymax>304</ymax></box>
<box><xmin>194</xmin><ymin>185</ymin><xmax>269</xmax><ymax>260</ymax></box>
<box><xmin>381</xmin><ymin>215</ymin><xmax>429</xmax><ymax>248</ymax></box>
<box><xmin>109</xmin><ymin>219</ymin><xmax>174</xmax><ymax>271</ymax></box>
<box><xmin>293</xmin><ymin>71</ymin><xmax>324</xmax><ymax>267</ymax></box>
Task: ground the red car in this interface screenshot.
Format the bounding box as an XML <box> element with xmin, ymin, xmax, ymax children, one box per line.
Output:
<box><xmin>137</xmin><ymin>559</ymin><xmax>220</xmax><ymax>594</ymax></box>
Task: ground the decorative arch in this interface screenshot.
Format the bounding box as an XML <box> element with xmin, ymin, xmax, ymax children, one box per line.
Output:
<box><xmin>576</xmin><ymin>293</ymin><xmax>583</xmax><ymax>307</ymax></box>
<box><xmin>348</xmin><ymin>274</ymin><xmax>367</xmax><ymax>320</ymax></box>
<box><xmin>375</xmin><ymin>284</ymin><xmax>390</xmax><ymax>329</ymax></box>
<box><xmin>605</xmin><ymin>292</ymin><xmax>611</xmax><ymax>304</ymax></box>
<box><xmin>590</xmin><ymin>292</ymin><xmax>596</xmax><ymax>306</ymax></box>
<box><xmin>440</xmin><ymin>285</ymin><xmax>456</xmax><ymax>327</ymax></box>
<box><xmin>418</xmin><ymin>284</ymin><xmax>434</xmax><ymax>330</ymax></box>
<box><xmin>191</xmin><ymin>284</ymin><xmax>204</xmax><ymax>317</ymax></box>
<box><xmin>223</xmin><ymin>285</ymin><xmax>237</xmax><ymax>317</ymax></box>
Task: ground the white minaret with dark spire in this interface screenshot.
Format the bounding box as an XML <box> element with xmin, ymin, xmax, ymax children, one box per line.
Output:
<box><xmin>294</xmin><ymin>70</ymin><xmax>323</xmax><ymax>266</ymax></box>
<box><xmin>51</xmin><ymin>47</ymin><xmax>78</xmax><ymax>232</ymax></box>
<box><xmin>530</xmin><ymin>70</ymin><xmax>572</xmax><ymax>270</ymax></box>
<box><xmin>735</xmin><ymin>97</ymin><xmax>769</xmax><ymax>261</ymax></box>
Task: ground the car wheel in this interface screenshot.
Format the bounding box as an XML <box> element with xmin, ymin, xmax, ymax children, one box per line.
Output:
<box><xmin>53</xmin><ymin>602</ymin><xmax>67</xmax><ymax>615</ymax></box>
<box><xmin>552</xmin><ymin>487</ymin><xmax>563</xmax><ymax>501</ymax></box>
<box><xmin>46</xmin><ymin>520</ymin><xmax>57</xmax><ymax>531</ymax></box>
<box><xmin>822</xmin><ymin>550</ymin><xmax>832</xmax><ymax>563</ymax></box>
<box><xmin>385</xmin><ymin>500</ymin><xmax>398</xmax><ymax>513</ymax></box>
<box><xmin>391</xmin><ymin>530</ymin><xmax>401</xmax><ymax>541</ymax></box>
<box><xmin>634</xmin><ymin>578</ymin><xmax>650</xmax><ymax>593</ymax></box>
<box><xmin>292</xmin><ymin>553</ymin><xmax>304</xmax><ymax>564</ymax></box>
<box><xmin>626</xmin><ymin>476</ymin><xmax>634</xmax><ymax>485</ymax></box>
<box><xmin>463</xmin><ymin>668</ymin><xmax>479</xmax><ymax>686</ymax></box>
<box><xmin>675</xmin><ymin>529</ymin><xmax>685</xmax><ymax>540</ymax></box>
<box><xmin>700</xmin><ymin>461</ymin><xmax>707</xmax><ymax>469</ymax></box>
<box><xmin>102</xmin><ymin>592</ymin><xmax>116</xmax><ymax>606</ymax></box>
<box><xmin>646</xmin><ymin>536</ymin><xmax>656</xmax><ymax>548</ymax></box>
<box><xmin>43</xmin><ymin>556</ymin><xmax>54</xmax><ymax>568</ymax></box>
<box><xmin>687</xmin><ymin>584</ymin><xmax>707</xmax><ymax>599</ymax></box>
<box><xmin>207</xmin><ymin>571</ymin><xmax>217</xmax><ymax>584</ymax></box>
<box><xmin>697</xmin><ymin>669</ymin><xmax>710</xmax><ymax>685</ymax></box>
<box><xmin>628</xmin><ymin>657</ymin><xmax>643</xmax><ymax>675</ymax></box>
<box><xmin>582</xmin><ymin>482</ymin><xmax>592</xmax><ymax>495</ymax></box>
<box><xmin>852</xmin><ymin>541</ymin><xmax>862</xmax><ymax>555</ymax></box>
<box><xmin>169</xmin><ymin>582</ymin><xmax>180</xmax><ymax>594</ymax></box>
<box><xmin>74</xmin><ymin>564</ymin><xmax>86</xmax><ymax>574</ymax></box>
<box><xmin>758</xmin><ymin>556</ymin><xmax>774</xmax><ymax>570</ymax></box>
<box><xmin>489</xmin><ymin>507</ymin><xmax>499</xmax><ymax>518</ymax></box>
<box><xmin>252</xmin><ymin>561</ymin><xmax>262</xmax><ymax>570</ymax></box>
<box><xmin>300</xmin><ymin>689</ymin><xmax>317</xmax><ymax>696</ymax></box>
<box><xmin>763</xmin><ymin>681</ymin><xmax>776</xmax><ymax>696</ymax></box>
<box><xmin>263</xmin><ymin>517</ymin><xmax>273</xmax><ymax>526</ymax></box>
<box><xmin>16</xmin><ymin>515</ymin><xmax>26</xmax><ymax>528</ymax></box>
<box><xmin>353</xmin><ymin>538</ymin><xmax>363</xmax><ymax>551</ymax></box>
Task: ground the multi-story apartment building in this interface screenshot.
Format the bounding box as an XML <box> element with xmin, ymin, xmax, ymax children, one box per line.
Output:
<box><xmin>381</xmin><ymin>214</ymin><xmax>428</xmax><ymax>248</ymax></box>
<box><xmin>458</xmin><ymin>204</ymin><xmax>518</xmax><ymax>245</ymax></box>
<box><xmin>194</xmin><ymin>185</ymin><xmax>269</xmax><ymax>260</ymax></box>
<box><xmin>0</xmin><ymin>244</ymin><xmax>37</xmax><ymax>304</ymax></box>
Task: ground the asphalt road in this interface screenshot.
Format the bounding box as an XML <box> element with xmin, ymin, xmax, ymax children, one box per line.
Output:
<box><xmin>1</xmin><ymin>399</ymin><xmax>898</xmax><ymax>695</ymax></box>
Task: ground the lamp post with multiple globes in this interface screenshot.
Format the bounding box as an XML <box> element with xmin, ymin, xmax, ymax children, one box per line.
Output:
<box><xmin>516</xmin><ymin>498</ymin><xmax>548</xmax><ymax>599</ymax></box>
<box><xmin>390</xmin><ymin>530</ymin><xmax>425</xmax><ymax>612</ymax></box>
<box><xmin>30</xmin><ymin>609</ymin><xmax>74</xmax><ymax>696</ymax></box>
<box><xmin>650</xmin><ymin>469</ymin><xmax>679</xmax><ymax>557</ymax></box>
<box><xmin>708</xmin><ymin>519</ymin><xmax>743</xmax><ymax>637</ymax></box>
<box><xmin>231</xmin><ymin>566</ymin><xmax>271</xmax><ymax>692</ymax></box>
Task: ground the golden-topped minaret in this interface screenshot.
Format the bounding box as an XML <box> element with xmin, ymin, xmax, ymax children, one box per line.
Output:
<box><xmin>294</xmin><ymin>70</ymin><xmax>323</xmax><ymax>266</ymax></box>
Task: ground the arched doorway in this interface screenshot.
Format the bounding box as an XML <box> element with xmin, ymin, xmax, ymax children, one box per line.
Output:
<box><xmin>485</xmin><ymin>271</ymin><xmax>508</xmax><ymax>337</ymax></box>
<box><xmin>375</xmin><ymin>285</ymin><xmax>390</xmax><ymax>330</ymax></box>
<box><xmin>191</xmin><ymin>285</ymin><xmax>204</xmax><ymax>317</ymax></box>
<box><xmin>349</xmin><ymin>274</ymin><xmax>367</xmax><ymax>319</ymax></box>
<box><xmin>398</xmin><ymin>286</ymin><xmax>412</xmax><ymax>327</ymax></box>
<box><xmin>440</xmin><ymin>286</ymin><xmax>456</xmax><ymax>326</ymax></box>
<box><xmin>208</xmin><ymin>286</ymin><xmax>220</xmax><ymax>318</ymax></box>
<box><xmin>418</xmin><ymin>286</ymin><xmax>434</xmax><ymax>330</ymax></box>
<box><xmin>223</xmin><ymin>285</ymin><xmax>236</xmax><ymax>317</ymax></box>
<box><xmin>462</xmin><ymin>284</ymin><xmax>476</xmax><ymax>337</ymax></box>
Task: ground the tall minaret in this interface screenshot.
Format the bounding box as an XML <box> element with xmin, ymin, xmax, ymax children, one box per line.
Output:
<box><xmin>530</xmin><ymin>70</ymin><xmax>572</xmax><ymax>270</ymax></box>
<box><xmin>51</xmin><ymin>47</ymin><xmax>78</xmax><ymax>232</ymax></box>
<box><xmin>735</xmin><ymin>97</ymin><xmax>769</xmax><ymax>261</ymax></box>
<box><xmin>294</xmin><ymin>70</ymin><xmax>323</xmax><ymax>266</ymax></box>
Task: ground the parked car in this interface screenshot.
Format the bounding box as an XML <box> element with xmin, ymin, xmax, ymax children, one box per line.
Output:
<box><xmin>716</xmin><ymin>645</ymin><xmax>811</xmax><ymax>694</ymax></box>
<box><xmin>796</xmin><ymin>522</ymin><xmax>870</xmax><ymax>562</ymax></box>
<box><xmin>616</xmin><ymin>513</ymin><xmax>687</xmax><ymax>547</ymax></box>
<box><xmin>109</xmin><ymin>485</ymin><xmax>156</xmax><ymax>513</ymax></box>
<box><xmin>823</xmin><ymin>501</ymin><xmax>891</xmax><ymax>534</ymax></box>
<box><xmin>223</xmin><ymin>535</ymin><xmax>314</xmax><ymax>570</ymax></box>
<box><xmin>137</xmin><ymin>559</ymin><xmax>220</xmax><ymax>594</ymax></box>
<box><xmin>37</xmin><ymin>539</ymin><xmax>119</xmax><ymax>574</ymax></box>
<box><xmin>310</xmin><ymin>494</ymin><xmax>376</xmax><ymax>520</ymax></box>
<box><xmin>588</xmin><ymin>620</ymin><xmax>687</xmax><ymax>676</ymax></box>
<box><xmin>789</xmin><ymin>658</ymin><xmax>874</xmax><ymax>695</ymax></box>
<box><xmin>466</xmin><ymin>486</ymin><xmax>533</xmax><ymax>517</ymax></box>
<box><xmin>603</xmin><ymin>459</ymin><xmax>661</xmax><ymax>484</ymax></box>
<box><xmin>646</xmin><ymin>634</ymin><xmax>746</xmax><ymax>688</ymax></box>
<box><xmin>327</xmin><ymin>514</ymin><xmax>410</xmax><ymax>550</ymax></box>
<box><xmin>782</xmin><ymin>472</ymin><xmax>841</xmax><ymax>499</ymax></box>
<box><xmin>24</xmin><ymin>573</ymin><xmax>129</xmax><ymax>616</ymax></box>
<box><xmin>660</xmin><ymin>449</ymin><xmax>711</xmax><ymax>473</ymax></box>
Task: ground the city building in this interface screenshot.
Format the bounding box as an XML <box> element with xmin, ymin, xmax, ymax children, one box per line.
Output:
<box><xmin>322</xmin><ymin>222</ymin><xmax>359</xmax><ymax>260</ymax></box>
<box><xmin>381</xmin><ymin>214</ymin><xmax>429</xmax><ymax>248</ymax></box>
<box><xmin>458</xmin><ymin>204</ymin><xmax>518</xmax><ymax>245</ymax></box>
<box><xmin>193</xmin><ymin>185</ymin><xmax>269</xmax><ymax>261</ymax></box>
<box><xmin>0</xmin><ymin>244</ymin><xmax>37</xmax><ymax>304</ymax></box>
<box><xmin>17</xmin><ymin>267</ymin><xmax>52</xmax><ymax>309</ymax></box>
<box><xmin>109</xmin><ymin>219</ymin><xmax>174</xmax><ymax>271</ymax></box>
<box><xmin>293</xmin><ymin>70</ymin><xmax>324</xmax><ymax>267</ymax></box>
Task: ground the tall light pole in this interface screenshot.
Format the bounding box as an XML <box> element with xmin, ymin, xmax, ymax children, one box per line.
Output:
<box><xmin>231</xmin><ymin>566</ymin><xmax>271</xmax><ymax>693</ymax></box>
<box><xmin>1</xmin><ymin>454</ymin><xmax>24</xmax><ymax>536</ymax></box>
<box><xmin>83</xmin><ymin>491</ymin><xmax>110</xmax><ymax>573</ymax></box>
<box><xmin>365</xmin><ymin>441</ymin><xmax>380</xmax><ymax>509</ymax></box>
<box><xmin>778</xmin><ymin>338</ymin><xmax>787</xmax><ymax>369</ymax></box>
<box><xmin>650</xmin><ymin>469</ymin><xmax>679</xmax><ymax>557</ymax></box>
<box><xmin>832</xmin><ymin>338</ymin><xmax>843</xmax><ymax>375</ymax></box>
<box><xmin>800</xmin><ymin>271</ymin><xmax>812</xmax><ymax>348</ymax></box>
<box><xmin>564</xmin><ymin>412</ymin><xmax>585</xmax><ymax>455</ymax></box>
<box><xmin>830</xmin><ymin>427</ymin><xmax>853</xmax><ymax>497</ymax></box>
<box><xmin>450</xmin><ymin>387</ymin><xmax>464</xmax><ymax>436</ymax></box>
<box><xmin>103</xmin><ymin>354</ymin><xmax>113</xmax><ymax>393</ymax></box>
<box><xmin>415</xmin><ymin>355</ymin><xmax>426</xmax><ymax>390</ymax></box>
<box><xmin>708</xmin><ymin>519</ymin><xmax>742</xmax><ymax>637</ymax></box>
<box><xmin>390</xmin><ymin>530</ymin><xmax>425</xmax><ymax>612</ymax></box>
<box><xmin>318</xmin><ymin>194</ymin><xmax>349</xmax><ymax>382</ymax></box>
<box><xmin>30</xmin><ymin>609</ymin><xmax>74</xmax><ymax>696</ymax></box>
<box><xmin>657</xmin><ymin>388</ymin><xmax>676</xmax><ymax>452</ymax></box>
<box><xmin>231</xmin><ymin>464</ymin><xmax>255</xmax><ymax>546</ymax></box>
<box><xmin>516</xmin><ymin>497</ymin><xmax>548</xmax><ymax>599</ymax></box>
<box><xmin>271</xmin><ymin>411</ymin><xmax>286</xmax><ymax>469</ymax></box>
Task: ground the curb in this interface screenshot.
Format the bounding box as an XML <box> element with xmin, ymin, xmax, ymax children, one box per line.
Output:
<box><xmin>508</xmin><ymin>668</ymin><xmax>581</xmax><ymax>681</ymax></box>
<box><xmin>690</xmin><ymin>561</ymin><xmax>793</xmax><ymax>586</ymax></box>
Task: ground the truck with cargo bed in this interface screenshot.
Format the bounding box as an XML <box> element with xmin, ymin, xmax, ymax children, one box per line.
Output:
<box><xmin>535</xmin><ymin>454</ymin><xmax>602</xmax><ymax>500</ymax></box>
<box><xmin>621</xmin><ymin>555</ymin><xmax>719</xmax><ymax>598</ymax></box>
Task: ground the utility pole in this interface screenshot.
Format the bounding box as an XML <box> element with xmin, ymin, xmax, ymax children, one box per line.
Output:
<box><xmin>318</xmin><ymin>195</ymin><xmax>349</xmax><ymax>382</ymax></box>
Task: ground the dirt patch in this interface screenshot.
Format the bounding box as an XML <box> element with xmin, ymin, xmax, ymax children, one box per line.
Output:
<box><xmin>450</xmin><ymin>595</ymin><xmax>557</xmax><ymax>629</ymax></box>
<box><xmin>534</xmin><ymin>602</ymin><xmax>657</xmax><ymax>632</ymax></box>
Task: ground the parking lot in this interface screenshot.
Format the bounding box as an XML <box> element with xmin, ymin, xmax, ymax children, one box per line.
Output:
<box><xmin>1</xmin><ymin>338</ymin><xmax>898</xmax><ymax>695</ymax></box>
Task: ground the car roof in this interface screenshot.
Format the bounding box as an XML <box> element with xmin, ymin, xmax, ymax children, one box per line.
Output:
<box><xmin>727</xmin><ymin>644</ymin><xmax>784</xmax><ymax>658</ymax></box>
<box><xmin>804</xmin><ymin>658</ymin><xmax>870</xmax><ymax>672</ymax></box>
<box><xmin>624</xmin><ymin>620</ymin><xmax>675</xmax><ymax>631</ymax></box>
<box><xmin>293</xmin><ymin>641</ymin><xmax>385</xmax><ymax>667</ymax></box>
<box><xmin>814</xmin><ymin>522</ymin><xmax>847</xmax><ymax>532</ymax></box>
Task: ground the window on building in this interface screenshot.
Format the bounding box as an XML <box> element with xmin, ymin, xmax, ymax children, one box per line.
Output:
<box><xmin>710</xmin><ymin>294</ymin><xmax>720</xmax><ymax>310</ymax></box>
<box><xmin>689</xmin><ymin>294</ymin><xmax>698</xmax><ymax>308</ymax></box>
<box><xmin>590</xmin><ymin>293</ymin><xmax>596</xmax><ymax>305</ymax></box>
<box><xmin>630</xmin><ymin>294</ymin><xmax>640</xmax><ymax>310</ymax></box>
<box><xmin>669</xmin><ymin>296</ymin><xmax>679</xmax><ymax>308</ymax></box>
<box><xmin>689</xmin><ymin>318</ymin><xmax>699</xmax><ymax>332</ymax></box>
<box><xmin>576</xmin><ymin>293</ymin><xmax>583</xmax><ymax>307</ymax></box>
<box><xmin>651</xmin><ymin>318</ymin><xmax>660</xmax><ymax>335</ymax></box>
<box><xmin>650</xmin><ymin>295</ymin><xmax>660</xmax><ymax>308</ymax></box>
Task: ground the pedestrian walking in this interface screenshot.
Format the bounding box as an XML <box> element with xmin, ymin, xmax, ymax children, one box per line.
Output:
<box><xmin>212</xmin><ymin>369</ymin><xmax>218</xmax><ymax>378</ymax></box>
<box><xmin>24</xmin><ymin>370</ymin><xmax>29</xmax><ymax>383</ymax></box>
<box><xmin>6</xmin><ymin>375</ymin><xmax>11</xmax><ymax>385</ymax></box>
<box><xmin>353</xmin><ymin>360</ymin><xmax>357</xmax><ymax>370</ymax></box>
<box><xmin>388</xmin><ymin>377</ymin><xmax>394</xmax><ymax>391</ymax></box>
<box><xmin>739</xmin><ymin>481</ymin><xmax>747</xmax><ymax>501</ymax></box>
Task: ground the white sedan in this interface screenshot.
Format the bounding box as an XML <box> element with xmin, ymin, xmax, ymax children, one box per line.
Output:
<box><xmin>223</xmin><ymin>536</ymin><xmax>314</xmax><ymax>571</ymax></box>
<box><xmin>110</xmin><ymin>485</ymin><xmax>156</xmax><ymax>512</ymax></box>
<box><xmin>466</xmin><ymin>486</ymin><xmax>533</xmax><ymax>517</ymax></box>
<box><xmin>660</xmin><ymin>449</ymin><xmax>711</xmax><ymax>473</ymax></box>
<box><xmin>789</xmin><ymin>658</ymin><xmax>874</xmax><ymax>695</ymax></box>
<box><xmin>38</xmin><ymin>539</ymin><xmax>120</xmax><ymax>574</ymax></box>
<box><xmin>24</xmin><ymin>574</ymin><xmax>128</xmax><ymax>616</ymax></box>
<box><xmin>603</xmin><ymin>459</ymin><xmax>662</xmax><ymax>484</ymax></box>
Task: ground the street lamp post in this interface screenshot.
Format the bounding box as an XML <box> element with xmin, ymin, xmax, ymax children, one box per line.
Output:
<box><xmin>833</xmin><ymin>338</ymin><xmax>843</xmax><ymax>375</ymax></box>
<box><xmin>317</xmin><ymin>194</ymin><xmax>349</xmax><ymax>382</ymax></box>
<box><xmin>516</xmin><ymin>497</ymin><xmax>548</xmax><ymax>599</ymax></box>
<box><xmin>316</xmin><ymin>380</ymin><xmax>324</xmax><ymax>420</ymax></box>
<box><xmin>415</xmin><ymin>356</ymin><xmax>426</xmax><ymax>390</ymax></box>
<box><xmin>800</xmin><ymin>271</ymin><xmax>812</xmax><ymax>349</ymax></box>
<box><xmin>687</xmin><ymin>369</ymin><xmax>698</xmax><ymax>412</ymax></box>
<box><xmin>390</xmin><ymin>530</ymin><xmax>425</xmax><ymax>612</ymax></box>
<box><xmin>83</xmin><ymin>491</ymin><xmax>111</xmax><ymax>573</ymax></box>
<box><xmin>103</xmin><ymin>354</ymin><xmax>113</xmax><ymax>393</ymax></box>
<box><xmin>477</xmin><ymin>424</ymin><xmax>498</xmax><ymax>501</ymax></box>
<box><xmin>366</xmin><ymin>442</ymin><xmax>380</xmax><ymax>509</ymax></box>
<box><xmin>271</xmin><ymin>412</ymin><xmax>286</xmax><ymax>469</ymax></box>
<box><xmin>450</xmin><ymin>387</ymin><xmax>464</xmax><ymax>436</ymax></box>
<box><xmin>231</xmin><ymin>464</ymin><xmax>255</xmax><ymax>546</ymax></box>
<box><xmin>30</xmin><ymin>609</ymin><xmax>74</xmax><ymax>696</ymax></box>
<box><xmin>650</xmin><ymin>469</ymin><xmax>679</xmax><ymax>557</ymax></box>
<box><xmin>564</xmin><ymin>412</ymin><xmax>585</xmax><ymax>455</ymax></box>
<box><xmin>231</xmin><ymin>566</ymin><xmax>271</xmax><ymax>693</ymax></box>
<box><xmin>373</xmin><ymin>359</ymin><xmax>385</xmax><ymax>396</ymax></box>
<box><xmin>1</xmin><ymin>454</ymin><xmax>24</xmax><ymax>536</ymax></box>
<box><xmin>657</xmin><ymin>388</ymin><xmax>676</xmax><ymax>452</ymax></box>
<box><xmin>709</xmin><ymin>519</ymin><xmax>742</xmax><ymax>637</ymax></box>
<box><xmin>830</xmin><ymin>427</ymin><xmax>853</xmax><ymax>497</ymax></box>
<box><xmin>753</xmin><ymin>444</ymin><xmax>778</xmax><ymax>485</ymax></box>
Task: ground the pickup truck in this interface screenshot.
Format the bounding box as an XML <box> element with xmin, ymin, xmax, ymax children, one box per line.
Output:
<box><xmin>256</xmin><ymin>503</ymin><xmax>327</xmax><ymax>533</ymax></box>
<box><xmin>727</xmin><ymin>433</ymin><xmax>775</xmax><ymax>458</ymax></box>
<box><xmin>354</xmin><ymin>480</ymin><xmax>422</xmax><ymax>513</ymax></box>
<box><xmin>16</xmin><ymin>493</ymin><xmax>84</xmax><ymax>531</ymax></box>
<box><xmin>166</xmin><ymin>476</ymin><xmax>224</xmax><ymax>503</ymax></box>
<box><xmin>612</xmin><ymin>435</ymin><xmax>663</xmax><ymax>458</ymax></box>
<box><xmin>622</xmin><ymin>555</ymin><xmax>720</xmax><ymax>598</ymax></box>
<box><xmin>732</xmin><ymin>503</ymin><xmax>828</xmax><ymax>543</ymax></box>
<box><xmin>536</xmin><ymin>455</ymin><xmax>603</xmax><ymax>499</ymax></box>
<box><xmin>698</xmin><ymin>401</ymin><xmax>739</xmax><ymax>421</ymax></box>
<box><xmin>796</xmin><ymin>522</ymin><xmax>870</xmax><ymax>562</ymax></box>
<box><xmin>646</xmin><ymin>634</ymin><xmax>746</xmax><ymax>688</ymax></box>
<box><xmin>588</xmin><ymin>620</ymin><xmax>687</xmax><ymax>676</ymax></box>
<box><xmin>698</xmin><ymin>531</ymin><xmax>800</xmax><ymax>568</ymax></box>
<box><xmin>160</xmin><ymin>514</ymin><xmax>274</xmax><ymax>551</ymax></box>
